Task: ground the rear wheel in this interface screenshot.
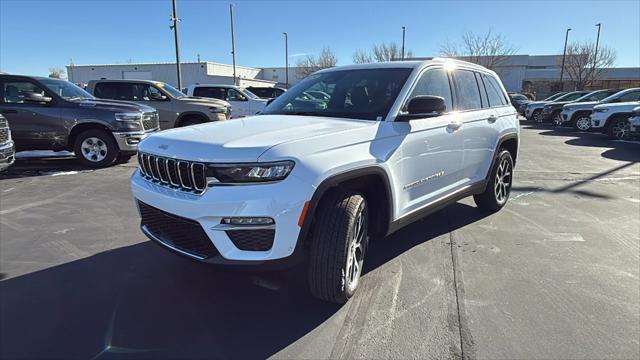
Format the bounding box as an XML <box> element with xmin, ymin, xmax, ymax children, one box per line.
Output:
<box><xmin>573</xmin><ymin>114</ymin><xmax>592</xmax><ymax>131</ymax></box>
<box><xmin>308</xmin><ymin>190</ymin><xmax>368</xmax><ymax>303</ymax></box>
<box><xmin>607</xmin><ymin>117</ymin><xmax>631</xmax><ymax>140</ymax></box>
<box><xmin>74</xmin><ymin>129</ymin><xmax>118</xmax><ymax>167</ymax></box>
<box><xmin>474</xmin><ymin>150</ymin><xmax>513</xmax><ymax>212</ymax></box>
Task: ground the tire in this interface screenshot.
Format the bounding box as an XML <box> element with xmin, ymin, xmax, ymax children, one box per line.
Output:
<box><xmin>115</xmin><ymin>153</ymin><xmax>135</xmax><ymax>164</ymax></box>
<box><xmin>531</xmin><ymin>109</ymin><xmax>542</xmax><ymax>123</ymax></box>
<box><xmin>552</xmin><ymin>112</ymin><xmax>563</xmax><ymax>127</ymax></box>
<box><xmin>572</xmin><ymin>114</ymin><xmax>592</xmax><ymax>131</ymax></box>
<box><xmin>73</xmin><ymin>129</ymin><xmax>119</xmax><ymax>168</ymax></box>
<box><xmin>474</xmin><ymin>150</ymin><xmax>514</xmax><ymax>212</ymax></box>
<box><xmin>607</xmin><ymin>117</ymin><xmax>631</xmax><ymax>140</ymax></box>
<box><xmin>308</xmin><ymin>190</ymin><xmax>369</xmax><ymax>303</ymax></box>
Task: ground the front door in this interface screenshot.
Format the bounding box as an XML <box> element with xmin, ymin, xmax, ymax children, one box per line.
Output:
<box><xmin>0</xmin><ymin>79</ymin><xmax>62</xmax><ymax>151</ymax></box>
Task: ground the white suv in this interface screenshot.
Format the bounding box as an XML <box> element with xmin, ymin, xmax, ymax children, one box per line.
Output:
<box><xmin>590</xmin><ymin>89</ymin><xmax>640</xmax><ymax>140</ymax></box>
<box><xmin>185</xmin><ymin>84</ymin><xmax>268</xmax><ymax>117</ymax></box>
<box><xmin>131</xmin><ymin>59</ymin><xmax>520</xmax><ymax>303</ymax></box>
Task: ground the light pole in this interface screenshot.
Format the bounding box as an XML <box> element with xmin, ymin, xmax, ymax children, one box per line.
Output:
<box><xmin>170</xmin><ymin>0</ymin><xmax>182</xmax><ymax>90</ymax></box>
<box><xmin>401</xmin><ymin>26</ymin><xmax>406</xmax><ymax>61</ymax></box>
<box><xmin>593</xmin><ymin>23</ymin><xmax>602</xmax><ymax>81</ymax></box>
<box><xmin>283</xmin><ymin>32</ymin><xmax>289</xmax><ymax>89</ymax></box>
<box><xmin>229</xmin><ymin>3</ymin><xmax>237</xmax><ymax>85</ymax></box>
<box><xmin>559</xmin><ymin>28</ymin><xmax>571</xmax><ymax>91</ymax></box>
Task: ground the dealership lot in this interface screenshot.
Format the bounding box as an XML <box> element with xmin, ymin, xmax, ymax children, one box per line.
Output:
<box><xmin>0</xmin><ymin>123</ymin><xmax>638</xmax><ymax>359</ymax></box>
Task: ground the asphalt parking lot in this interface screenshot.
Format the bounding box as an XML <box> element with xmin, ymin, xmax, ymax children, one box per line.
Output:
<box><xmin>0</xmin><ymin>121</ymin><xmax>639</xmax><ymax>359</ymax></box>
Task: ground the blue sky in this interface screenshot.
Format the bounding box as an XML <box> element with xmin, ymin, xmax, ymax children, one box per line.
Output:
<box><xmin>1</xmin><ymin>0</ymin><xmax>639</xmax><ymax>76</ymax></box>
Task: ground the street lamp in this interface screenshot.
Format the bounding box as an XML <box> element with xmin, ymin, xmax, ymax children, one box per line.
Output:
<box><xmin>401</xmin><ymin>26</ymin><xmax>406</xmax><ymax>61</ymax></box>
<box><xmin>283</xmin><ymin>32</ymin><xmax>288</xmax><ymax>89</ymax></box>
<box><xmin>593</xmin><ymin>23</ymin><xmax>602</xmax><ymax>74</ymax></box>
<box><xmin>559</xmin><ymin>28</ymin><xmax>571</xmax><ymax>91</ymax></box>
<box><xmin>170</xmin><ymin>0</ymin><xmax>182</xmax><ymax>90</ymax></box>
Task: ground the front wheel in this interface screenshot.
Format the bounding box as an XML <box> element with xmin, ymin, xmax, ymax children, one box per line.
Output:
<box><xmin>74</xmin><ymin>129</ymin><xmax>119</xmax><ymax>167</ymax></box>
<box><xmin>531</xmin><ymin>110</ymin><xmax>542</xmax><ymax>123</ymax></box>
<box><xmin>474</xmin><ymin>150</ymin><xmax>514</xmax><ymax>212</ymax></box>
<box><xmin>308</xmin><ymin>190</ymin><xmax>368</xmax><ymax>303</ymax></box>
<box><xmin>607</xmin><ymin>117</ymin><xmax>631</xmax><ymax>140</ymax></box>
<box><xmin>552</xmin><ymin>112</ymin><xmax>563</xmax><ymax>127</ymax></box>
<box><xmin>573</xmin><ymin>115</ymin><xmax>592</xmax><ymax>131</ymax></box>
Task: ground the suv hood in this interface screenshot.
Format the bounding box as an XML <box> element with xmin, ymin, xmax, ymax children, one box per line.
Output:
<box><xmin>139</xmin><ymin>114</ymin><xmax>375</xmax><ymax>162</ymax></box>
<box><xmin>563</xmin><ymin>101</ymin><xmax>598</xmax><ymax>110</ymax></box>
<box><xmin>593</xmin><ymin>101</ymin><xmax>640</xmax><ymax>110</ymax></box>
<box><xmin>182</xmin><ymin>96</ymin><xmax>230</xmax><ymax>108</ymax></box>
<box><xmin>77</xmin><ymin>99</ymin><xmax>156</xmax><ymax>113</ymax></box>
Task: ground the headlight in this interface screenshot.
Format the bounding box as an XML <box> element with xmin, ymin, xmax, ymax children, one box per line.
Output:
<box><xmin>207</xmin><ymin>161</ymin><xmax>294</xmax><ymax>183</ymax></box>
<box><xmin>115</xmin><ymin>112</ymin><xmax>142</xmax><ymax>121</ymax></box>
<box><xmin>209</xmin><ymin>107</ymin><xmax>226</xmax><ymax>114</ymax></box>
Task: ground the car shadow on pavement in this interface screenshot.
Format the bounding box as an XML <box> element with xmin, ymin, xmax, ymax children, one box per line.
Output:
<box><xmin>0</xmin><ymin>157</ymin><xmax>135</xmax><ymax>180</ymax></box>
<box><xmin>0</xmin><ymin>202</ymin><xmax>489</xmax><ymax>359</ymax></box>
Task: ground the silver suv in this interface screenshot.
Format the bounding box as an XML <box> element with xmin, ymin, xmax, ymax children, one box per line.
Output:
<box><xmin>87</xmin><ymin>79</ymin><xmax>231</xmax><ymax>129</ymax></box>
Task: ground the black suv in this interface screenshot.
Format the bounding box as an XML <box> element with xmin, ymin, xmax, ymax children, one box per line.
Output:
<box><xmin>0</xmin><ymin>74</ymin><xmax>159</xmax><ymax>167</ymax></box>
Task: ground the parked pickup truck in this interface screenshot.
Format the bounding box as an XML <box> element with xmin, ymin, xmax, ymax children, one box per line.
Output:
<box><xmin>0</xmin><ymin>74</ymin><xmax>159</xmax><ymax>167</ymax></box>
<box><xmin>185</xmin><ymin>84</ymin><xmax>268</xmax><ymax>117</ymax></box>
<box><xmin>131</xmin><ymin>59</ymin><xmax>519</xmax><ymax>303</ymax></box>
<box><xmin>591</xmin><ymin>99</ymin><xmax>640</xmax><ymax>140</ymax></box>
<box><xmin>0</xmin><ymin>114</ymin><xmax>15</xmax><ymax>171</ymax></box>
<box><xmin>87</xmin><ymin>79</ymin><xmax>231</xmax><ymax>129</ymax></box>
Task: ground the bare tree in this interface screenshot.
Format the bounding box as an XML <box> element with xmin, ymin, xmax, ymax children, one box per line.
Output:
<box><xmin>440</xmin><ymin>30</ymin><xmax>517</xmax><ymax>70</ymax></box>
<box><xmin>352</xmin><ymin>42</ymin><xmax>413</xmax><ymax>64</ymax></box>
<box><xmin>296</xmin><ymin>47</ymin><xmax>338</xmax><ymax>78</ymax></box>
<box><xmin>48</xmin><ymin>67</ymin><xmax>66</xmax><ymax>79</ymax></box>
<box><xmin>562</xmin><ymin>41</ymin><xmax>616</xmax><ymax>90</ymax></box>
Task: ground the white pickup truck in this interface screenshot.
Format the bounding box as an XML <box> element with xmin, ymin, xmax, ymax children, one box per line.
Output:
<box><xmin>131</xmin><ymin>59</ymin><xmax>520</xmax><ymax>303</ymax></box>
<box><xmin>185</xmin><ymin>84</ymin><xmax>268</xmax><ymax>118</ymax></box>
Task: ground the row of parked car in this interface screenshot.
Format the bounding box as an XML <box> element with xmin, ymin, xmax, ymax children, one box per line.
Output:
<box><xmin>0</xmin><ymin>74</ymin><xmax>292</xmax><ymax>169</ymax></box>
<box><xmin>516</xmin><ymin>87</ymin><xmax>640</xmax><ymax>140</ymax></box>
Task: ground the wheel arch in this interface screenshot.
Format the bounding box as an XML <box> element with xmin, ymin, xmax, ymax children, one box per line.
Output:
<box><xmin>570</xmin><ymin>110</ymin><xmax>592</xmax><ymax>123</ymax></box>
<box><xmin>175</xmin><ymin>111</ymin><xmax>209</xmax><ymax>127</ymax></box>
<box><xmin>68</xmin><ymin>122</ymin><xmax>114</xmax><ymax>151</ymax></box>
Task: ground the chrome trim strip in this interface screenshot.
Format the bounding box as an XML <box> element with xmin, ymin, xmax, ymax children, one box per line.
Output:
<box><xmin>141</xmin><ymin>225</ymin><xmax>206</xmax><ymax>260</ymax></box>
<box><xmin>157</xmin><ymin>157</ymin><xmax>168</xmax><ymax>183</ymax></box>
<box><xmin>400</xmin><ymin>184</ymin><xmax>472</xmax><ymax>220</ymax></box>
<box><xmin>167</xmin><ymin>159</ymin><xmax>180</xmax><ymax>186</ymax></box>
<box><xmin>211</xmin><ymin>223</ymin><xmax>276</xmax><ymax>231</ymax></box>
<box><xmin>178</xmin><ymin>161</ymin><xmax>192</xmax><ymax>189</ymax></box>
<box><xmin>191</xmin><ymin>163</ymin><xmax>205</xmax><ymax>192</ymax></box>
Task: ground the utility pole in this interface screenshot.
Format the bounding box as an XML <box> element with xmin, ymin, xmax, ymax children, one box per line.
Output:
<box><xmin>283</xmin><ymin>32</ymin><xmax>288</xmax><ymax>89</ymax></box>
<box><xmin>559</xmin><ymin>28</ymin><xmax>571</xmax><ymax>91</ymax></box>
<box><xmin>229</xmin><ymin>3</ymin><xmax>237</xmax><ymax>85</ymax></box>
<box><xmin>197</xmin><ymin>53</ymin><xmax>201</xmax><ymax>63</ymax></box>
<box><xmin>170</xmin><ymin>0</ymin><xmax>182</xmax><ymax>90</ymax></box>
<box><xmin>593</xmin><ymin>23</ymin><xmax>602</xmax><ymax>83</ymax></box>
<box><xmin>401</xmin><ymin>26</ymin><xmax>406</xmax><ymax>61</ymax></box>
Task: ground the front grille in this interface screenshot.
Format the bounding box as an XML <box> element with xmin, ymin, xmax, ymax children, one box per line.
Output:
<box><xmin>137</xmin><ymin>152</ymin><xmax>207</xmax><ymax>194</ymax></box>
<box><xmin>142</xmin><ymin>112</ymin><xmax>159</xmax><ymax>131</ymax></box>
<box><xmin>0</xmin><ymin>145</ymin><xmax>13</xmax><ymax>159</ymax></box>
<box><xmin>0</xmin><ymin>128</ymin><xmax>8</xmax><ymax>144</ymax></box>
<box><xmin>138</xmin><ymin>201</ymin><xmax>219</xmax><ymax>259</ymax></box>
<box><xmin>226</xmin><ymin>229</ymin><xmax>275</xmax><ymax>251</ymax></box>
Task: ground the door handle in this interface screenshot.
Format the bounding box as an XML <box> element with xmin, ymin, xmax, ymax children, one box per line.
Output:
<box><xmin>447</xmin><ymin>121</ymin><xmax>463</xmax><ymax>131</ymax></box>
<box><xmin>488</xmin><ymin>114</ymin><xmax>498</xmax><ymax>123</ymax></box>
<box><xmin>1</xmin><ymin>110</ymin><xmax>17</xmax><ymax>114</ymax></box>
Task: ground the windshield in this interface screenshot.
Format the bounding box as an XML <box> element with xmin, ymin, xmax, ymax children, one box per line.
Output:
<box><xmin>600</xmin><ymin>88</ymin><xmax>638</xmax><ymax>103</ymax></box>
<box><xmin>555</xmin><ymin>92</ymin><xmax>587</xmax><ymax>102</ymax></box>
<box><xmin>40</xmin><ymin>78</ymin><xmax>94</xmax><ymax>100</ymax></box>
<box><xmin>240</xmin><ymin>88</ymin><xmax>260</xmax><ymax>100</ymax></box>
<box><xmin>261</xmin><ymin>68</ymin><xmax>413</xmax><ymax>121</ymax></box>
<box><xmin>575</xmin><ymin>90</ymin><xmax>615</xmax><ymax>103</ymax></box>
<box><xmin>155</xmin><ymin>82</ymin><xmax>185</xmax><ymax>98</ymax></box>
<box><xmin>544</xmin><ymin>92</ymin><xmax>565</xmax><ymax>101</ymax></box>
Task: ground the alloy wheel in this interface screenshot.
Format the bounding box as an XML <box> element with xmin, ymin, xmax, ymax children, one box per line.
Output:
<box><xmin>612</xmin><ymin>120</ymin><xmax>631</xmax><ymax>140</ymax></box>
<box><xmin>81</xmin><ymin>137</ymin><xmax>108</xmax><ymax>162</ymax></box>
<box><xmin>494</xmin><ymin>158</ymin><xmax>512</xmax><ymax>204</ymax></box>
<box><xmin>576</xmin><ymin>117</ymin><xmax>591</xmax><ymax>131</ymax></box>
<box><xmin>345</xmin><ymin>207</ymin><xmax>366</xmax><ymax>291</ymax></box>
<box><xmin>553</xmin><ymin>114</ymin><xmax>563</xmax><ymax>127</ymax></box>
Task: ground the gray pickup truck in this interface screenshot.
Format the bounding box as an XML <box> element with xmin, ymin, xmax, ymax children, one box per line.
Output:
<box><xmin>0</xmin><ymin>74</ymin><xmax>159</xmax><ymax>167</ymax></box>
<box><xmin>87</xmin><ymin>79</ymin><xmax>231</xmax><ymax>129</ymax></box>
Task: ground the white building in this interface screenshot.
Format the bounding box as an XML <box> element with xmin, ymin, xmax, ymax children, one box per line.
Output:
<box><xmin>67</xmin><ymin>61</ymin><xmax>277</xmax><ymax>89</ymax></box>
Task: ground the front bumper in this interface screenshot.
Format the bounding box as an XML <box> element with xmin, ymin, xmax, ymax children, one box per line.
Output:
<box><xmin>131</xmin><ymin>169</ymin><xmax>315</xmax><ymax>265</ymax></box>
<box><xmin>112</xmin><ymin>129</ymin><xmax>159</xmax><ymax>152</ymax></box>
<box><xmin>559</xmin><ymin>109</ymin><xmax>574</xmax><ymax>124</ymax></box>
<box><xmin>590</xmin><ymin>112</ymin><xmax>608</xmax><ymax>129</ymax></box>
<box><xmin>0</xmin><ymin>140</ymin><xmax>15</xmax><ymax>171</ymax></box>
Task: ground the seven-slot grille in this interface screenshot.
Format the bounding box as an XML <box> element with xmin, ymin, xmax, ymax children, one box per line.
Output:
<box><xmin>0</xmin><ymin>117</ymin><xmax>8</xmax><ymax>144</ymax></box>
<box><xmin>142</xmin><ymin>112</ymin><xmax>159</xmax><ymax>131</ymax></box>
<box><xmin>137</xmin><ymin>152</ymin><xmax>207</xmax><ymax>194</ymax></box>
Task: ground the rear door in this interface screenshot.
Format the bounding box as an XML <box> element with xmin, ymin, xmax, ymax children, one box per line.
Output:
<box><xmin>0</xmin><ymin>79</ymin><xmax>62</xmax><ymax>151</ymax></box>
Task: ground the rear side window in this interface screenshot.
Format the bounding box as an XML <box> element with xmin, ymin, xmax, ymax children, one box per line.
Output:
<box><xmin>94</xmin><ymin>82</ymin><xmax>134</xmax><ymax>101</ymax></box>
<box><xmin>453</xmin><ymin>70</ymin><xmax>482</xmax><ymax>111</ymax></box>
<box><xmin>482</xmin><ymin>74</ymin><xmax>508</xmax><ymax>107</ymax></box>
<box><xmin>407</xmin><ymin>68</ymin><xmax>453</xmax><ymax>112</ymax></box>
<box><xmin>193</xmin><ymin>87</ymin><xmax>227</xmax><ymax>100</ymax></box>
<box><xmin>618</xmin><ymin>90</ymin><xmax>640</xmax><ymax>102</ymax></box>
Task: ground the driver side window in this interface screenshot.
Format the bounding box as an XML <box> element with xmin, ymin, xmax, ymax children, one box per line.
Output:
<box><xmin>406</xmin><ymin>68</ymin><xmax>453</xmax><ymax>113</ymax></box>
<box><xmin>2</xmin><ymin>81</ymin><xmax>46</xmax><ymax>104</ymax></box>
<box><xmin>227</xmin><ymin>89</ymin><xmax>246</xmax><ymax>101</ymax></box>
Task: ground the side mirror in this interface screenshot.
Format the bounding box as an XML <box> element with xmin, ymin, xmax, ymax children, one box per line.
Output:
<box><xmin>396</xmin><ymin>95</ymin><xmax>446</xmax><ymax>121</ymax></box>
<box><xmin>149</xmin><ymin>92</ymin><xmax>168</xmax><ymax>101</ymax></box>
<box><xmin>23</xmin><ymin>92</ymin><xmax>52</xmax><ymax>104</ymax></box>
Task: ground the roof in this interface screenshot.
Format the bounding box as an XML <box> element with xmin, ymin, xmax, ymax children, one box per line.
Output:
<box><xmin>315</xmin><ymin>58</ymin><xmax>494</xmax><ymax>74</ymax></box>
<box><xmin>67</xmin><ymin>61</ymin><xmax>261</xmax><ymax>72</ymax></box>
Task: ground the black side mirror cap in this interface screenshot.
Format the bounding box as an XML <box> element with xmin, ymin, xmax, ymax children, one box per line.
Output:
<box><xmin>396</xmin><ymin>95</ymin><xmax>446</xmax><ymax>121</ymax></box>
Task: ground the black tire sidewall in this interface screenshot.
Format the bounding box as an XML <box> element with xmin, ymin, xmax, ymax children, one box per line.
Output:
<box><xmin>492</xmin><ymin>151</ymin><xmax>514</xmax><ymax>207</ymax></box>
<box><xmin>74</xmin><ymin>129</ymin><xmax>119</xmax><ymax>167</ymax></box>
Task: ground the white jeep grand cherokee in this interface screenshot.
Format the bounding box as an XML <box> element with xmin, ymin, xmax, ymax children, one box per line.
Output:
<box><xmin>131</xmin><ymin>59</ymin><xmax>520</xmax><ymax>303</ymax></box>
